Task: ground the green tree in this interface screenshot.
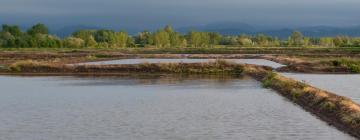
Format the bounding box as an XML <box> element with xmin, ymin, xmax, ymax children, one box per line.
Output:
<box><xmin>187</xmin><ymin>31</ymin><xmax>210</xmax><ymax>47</ymax></box>
<box><xmin>153</xmin><ymin>29</ymin><xmax>170</xmax><ymax>47</ymax></box>
<box><xmin>333</xmin><ymin>36</ymin><xmax>351</xmax><ymax>47</ymax></box>
<box><xmin>163</xmin><ymin>25</ymin><xmax>186</xmax><ymax>47</ymax></box>
<box><xmin>220</xmin><ymin>36</ymin><xmax>238</xmax><ymax>45</ymax></box>
<box><xmin>135</xmin><ymin>30</ymin><xmax>154</xmax><ymax>47</ymax></box>
<box><xmin>72</xmin><ymin>30</ymin><xmax>97</xmax><ymax>47</ymax></box>
<box><xmin>164</xmin><ymin>25</ymin><xmax>174</xmax><ymax>33</ymax></box>
<box><xmin>237</xmin><ymin>35</ymin><xmax>253</xmax><ymax>47</ymax></box>
<box><xmin>63</xmin><ymin>37</ymin><xmax>85</xmax><ymax>48</ymax></box>
<box><xmin>126</xmin><ymin>36</ymin><xmax>136</xmax><ymax>47</ymax></box>
<box><xmin>36</xmin><ymin>34</ymin><xmax>62</xmax><ymax>48</ymax></box>
<box><xmin>352</xmin><ymin>38</ymin><xmax>360</xmax><ymax>47</ymax></box>
<box><xmin>86</xmin><ymin>36</ymin><xmax>97</xmax><ymax>47</ymax></box>
<box><xmin>27</xmin><ymin>23</ymin><xmax>49</xmax><ymax>35</ymax></box>
<box><xmin>113</xmin><ymin>32</ymin><xmax>129</xmax><ymax>48</ymax></box>
<box><xmin>319</xmin><ymin>37</ymin><xmax>334</xmax><ymax>47</ymax></box>
<box><xmin>94</xmin><ymin>30</ymin><xmax>116</xmax><ymax>43</ymax></box>
<box><xmin>208</xmin><ymin>32</ymin><xmax>221</xmax><ymax>45</ymax></box>
<box><xmin>253</xmin><ymin>34</ymin><xmax>270</xmax><ymax>47</ymax></box>
<box><xmin>303</xmin><ymin>37</ymin><xmax>311</xmax><ymax>47</ymax></box>
<box><xmin>288</xmin><ymin>31</ymin><xmax>304</xmax><ymax>47</ymax></box>
<box><xmin>0</xmin><ymin>32</ymin><xmax>16</xmax><ymax>47</ymax></box>
<box><xmin>2</xmin><ymin>24</ymin><xmax>22</xmax><ymax>37</ymax></box>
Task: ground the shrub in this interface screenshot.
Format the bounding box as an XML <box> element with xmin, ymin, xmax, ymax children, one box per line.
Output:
<box><xmin>8</xmin><ymin>60</ymin><xmax>44</xmax><ymax>72</ymax></box>
<box><xmin>320</xmin><ymin>101</ymin><xmax>336</xmax><ymax>112</ymax></box>
<box><xmin>291</xmin><ymin>89</ymin><xmax>303</xmax><ymax>101</ymax></box>
<box><xmin>262</xmin><ymin>72</ymin><xmax>277</xmax><ymax>88</ymax></box>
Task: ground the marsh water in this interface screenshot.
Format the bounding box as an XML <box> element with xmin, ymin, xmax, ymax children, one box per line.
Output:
<box><xmin>78</xmin><ymin>59</ymin><xmax>285</xmax><ymax>68</ymax></box>
<box><xmin>282</xmin><ymin>73</ymin><xmax>360</xmax><ymax>104</ymax></box>
<box><xmin>0</xmin><ymin>75</ymin><xmax>354</xmax><ymax>140</ymax></box>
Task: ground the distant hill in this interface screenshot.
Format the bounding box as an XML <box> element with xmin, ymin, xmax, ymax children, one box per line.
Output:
<box><xmin>178</xmin><ymin>22</ymin><xmax>256</xmax><ymax>35</ymax></box>
<box><xmin>262</xmin><ymin>26</ymin><xmax>360</xmax><ymax>39</ymax></box>
<box><xmin>50</xmin><ymin>22</ymin><xmax>360</xmax><ymax>38</ymax></box>
<box><xmin>178</xmin><ymin>22</ymin><xmax>360</xmax><ymax>38</ymax></box>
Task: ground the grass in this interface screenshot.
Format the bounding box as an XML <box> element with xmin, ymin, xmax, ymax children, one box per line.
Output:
<box><xmin>3</xmin><ymin>60</ymin><xmax>60</xmax><ymax>72</ymax></box>
<box><xmin>258</xmin><ymin>71</ymin><xmax>360</xmax><ymax>137</ymax></box>
<box><xmin>8</xmin><ymin>60</ymin><xmax>54</xmax><ymax>72</ymax></box>
<box><xmin>330</xmin><ymin>58</ymin><xmax>360</xmax><ymax>73</ymax></box>
<box><xmin>3</xmin><ymin>59</ymin><xmax>245</xmax><ymax>74</ymax></box>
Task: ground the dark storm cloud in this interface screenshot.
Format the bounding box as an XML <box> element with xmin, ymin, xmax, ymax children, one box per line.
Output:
<box><xmin>0</xmin><ymin>0</ymin><xmax>359</xmax><ymax>29</ymax></box>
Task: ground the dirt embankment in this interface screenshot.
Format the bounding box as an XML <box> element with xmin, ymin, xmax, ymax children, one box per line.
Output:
<box><xmin>245</xmin><ymin>68</ymin><xmax>360</xmax><ymax>138</ymax></box>
<box><xmin>276</xmin><ymin>64</ymin><xmax>354</xmax><ymax>73</ymax></box>
<box><xmin>0</xmin><ymin>60</ymin><xmax>255</xmax><ymax>75</ymax></box>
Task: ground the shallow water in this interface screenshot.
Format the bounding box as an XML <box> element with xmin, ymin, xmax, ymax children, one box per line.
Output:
<box><xmin>282</xmin><ymin>73</ymin><xmax>360</xmax><ymax>104</ymax></box>
<box><xmin>0</xmin><ymin>75</ymin><xmax>354</xmax><ymax>140</ymax></box>
<box><xmin>78</xmin><ymin>58</ymin><xmax>285</xmax><ymax>68</ymax></box>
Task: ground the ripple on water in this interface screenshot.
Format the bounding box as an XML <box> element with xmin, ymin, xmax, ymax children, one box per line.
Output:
<box><xmin>0</xmin><ymin>75</ymin><xmax>355</xmax><ymax>140</ymax></box>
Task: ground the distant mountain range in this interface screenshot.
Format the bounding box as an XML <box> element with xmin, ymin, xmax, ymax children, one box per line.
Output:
<box><xmin>261</xmin><ymin>26</ymin><xmax>360</xmax><ymax>39</ymax></box>
<box><xmin>51</xmin><ymin>22</ymin><xmax>360</xmax><ymax>38</ymax></box>
<box><xmin>177</xmin><ymin>22</ymin><xmax>255</xmax><ymax>35</ymax></box>
<box><xmin>178</xmin><ymin>22</ymin><xmax>360</xmax><ymax>38</ymax></box>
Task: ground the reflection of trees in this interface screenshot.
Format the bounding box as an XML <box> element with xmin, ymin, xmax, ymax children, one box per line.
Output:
<box><xmin>70</xmin><ymin>74</ymin><xmax>250</xmax><ymax>86</ymax></box>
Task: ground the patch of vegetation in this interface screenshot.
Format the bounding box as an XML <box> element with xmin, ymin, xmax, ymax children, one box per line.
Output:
<box><xmin>135</xmin><ymin>59</ymin><xmax>244</xmax><ymax>74</ymax></box>
<box><xmin>2</xmin><ymin>23</ymin><xmax>360</xmax><ymax>49</ymax></box>
<box><xmin>6</xmin><ymin>60</ymin><xmax>62</xmax><ymax>73</ymax></box>
<box><xmin>262</xmin><ymin>72</ymin><xmax>277</xmax><ymax>88</ymax></box>
<box><xmin>290</xmin><ymin>89</ymin><xmax>303</xmax><ymax>101</ymax></box>
<box><xmin>86</xmin><ymin>55</ymin><xmax>97</xmax><ymax>60</ymax></box>
<box><xmin>320</xmin><ymin>101</ymin><xmax>337</xmax><ymax>112</ymax></box>
<box><xmin>8</xmin><ymin>60</ymin><xmax>44</xmax><ymax>72</ymax></box>
<box><xmin>4</xmin><ymin>59</ymin><xmax>245</xmax><ymax>75</ymax></box>
<box><xmin>94</xmin><ymin>54</ymin><xmax>113</xmax><ymax>58</ymax></box>
<box><xmin>257</xmin><ymin>70</ymin><xmax>360</xmax><ymax>137</ymax></box>
<box><xmin>331</xmin><ymin>58</ymin><xmax>360</xmax><ymax>73</ymax></box>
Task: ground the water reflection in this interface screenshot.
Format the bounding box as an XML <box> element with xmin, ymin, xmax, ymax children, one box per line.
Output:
<box><xmin>58</xmin><ymin>74</ymin><xmax>248</xmax><ymax>88</ymax></box>
<box><xmin>0</xmin><ymin>75</ymin><xmax>354</xmax><ymax>140</ymax></box>
<box><xmin>77</xmin><ymin>58</ymin><xmax>285</xmax><ymax>68</ymax></box>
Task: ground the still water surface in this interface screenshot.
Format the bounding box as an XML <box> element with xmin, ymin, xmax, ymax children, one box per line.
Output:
<box><xmin>78</xmin><ymin>59</ymin><xmax>284</xmax><ymax>68</ymax></box>
<box><xmin>282</xmin><ymin>73</ymin><xmax>360</xmax><ymax>104</ymax></box>
<box><xmin>0</xmin><ymin>75</ymin><xmax>354</xmax><ymax>140</ymax></box>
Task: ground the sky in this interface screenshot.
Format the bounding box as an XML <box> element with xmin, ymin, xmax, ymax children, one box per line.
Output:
<box><xmin>0</xmin><ymin>0</ymin><xmax>359</xmax><ymax>30</ymax></box>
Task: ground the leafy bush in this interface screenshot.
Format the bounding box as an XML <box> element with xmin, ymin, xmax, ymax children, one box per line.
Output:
<box><xmin>331</xmin><ymin>58</ymin><xmax>360</xmax><ymax>73</ymax></box>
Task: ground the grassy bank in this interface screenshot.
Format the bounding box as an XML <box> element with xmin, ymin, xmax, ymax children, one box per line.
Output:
<box><xmin>1</xmin><ymin>60</ymin><xmax>247</xmax><ymax>75</ymax></box>
<box><xmin>276</xmin><ymin>57</ymin><xmax>360</xmax><ymax>73</ymax></box>
<box><xmin>245</xmin><ymin>68</ymin><xmax>360</xmax><ymax>138</ymax></box>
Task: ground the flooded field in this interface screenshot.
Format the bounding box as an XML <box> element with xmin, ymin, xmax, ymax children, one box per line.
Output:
<box><xmin>78</xmin><ymin>59</ymin><xmax>285</xmax><ymax>68</ymax></box>
<box><xmin>0</xmin><ymin>75</ymin><xmax>354</xmax><ymax>140</ymax></box>
<box><xmin>282</xmin><ymin>73</ymin><xmax>360</xmax><ymax>104</ymax></box>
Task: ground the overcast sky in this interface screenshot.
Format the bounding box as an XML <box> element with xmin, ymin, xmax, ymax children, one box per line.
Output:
<box><xmin>1</xmin><ymin>0</ymin><xmax>359</xmax><ymax>29</ymax></box>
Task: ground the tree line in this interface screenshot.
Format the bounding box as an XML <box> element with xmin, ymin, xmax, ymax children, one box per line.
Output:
<box><xmin>1</xmin><ymin>24</ymin><xmax>360</xmax><ymax>48</ymax></box>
